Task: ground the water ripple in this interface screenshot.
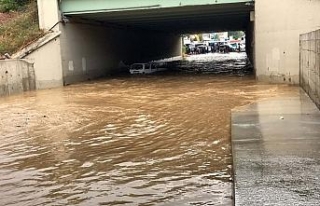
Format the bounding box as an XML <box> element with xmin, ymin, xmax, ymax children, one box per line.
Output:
<box><xmin>0</xmin><ymin>54</ymin><xmax>295</xmax><ymax>205</ymax></box>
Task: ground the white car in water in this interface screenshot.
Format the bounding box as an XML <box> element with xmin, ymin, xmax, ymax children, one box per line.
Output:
<box><xmin>129</xmin><ymin>62</ymin><xmax>167</xmax><ymax>74</ymax></box>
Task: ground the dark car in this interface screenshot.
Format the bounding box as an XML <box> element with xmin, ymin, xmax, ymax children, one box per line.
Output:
<box><xmin>195</xmin><ymin>44</ymin><xmax>208</xmax><ymax>54</ymax></box>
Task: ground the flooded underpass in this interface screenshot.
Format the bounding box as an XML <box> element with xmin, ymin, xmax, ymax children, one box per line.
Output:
<box><xmin>0</xmin><ymin>53</ymin><xmax>297</xmax><ymax>206</ymax></box>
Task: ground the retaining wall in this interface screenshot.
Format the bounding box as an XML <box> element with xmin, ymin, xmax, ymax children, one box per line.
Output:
<box><xmin>300</xmin><ymin>29</ymin><xmax>320</xmax><ymax>108</ymax></box>
<box><xmin>255</xmin><ymin>0</ymin><xmax>320</xmax><ymax>84</ymax></box>
<box><xmin>0</xmin><ymin>60</ymin><xmax>36</xmax><ymax>97</ymax></box>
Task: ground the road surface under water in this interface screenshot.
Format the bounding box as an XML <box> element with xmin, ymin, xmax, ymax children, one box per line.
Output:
<box><xmin>0</xmin><ymin>53</ymin><xmax>296</xmax><ymax>205</ymax></box>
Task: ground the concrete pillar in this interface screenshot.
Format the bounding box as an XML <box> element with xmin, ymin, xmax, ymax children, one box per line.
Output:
<box><xmin>37</xmin><ymin>0</ymin><xmax>61</xmax><ymax>31</ymax></box>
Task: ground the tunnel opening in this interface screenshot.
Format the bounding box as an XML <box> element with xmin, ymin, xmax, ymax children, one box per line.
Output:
<box><xmin>60</xmin><ymin>1</ymin><xmax>255</xmax><ymax>83</ymax></box>
<box><xmin>159</xmin><ymin>30</ymin><xmax>252</xmax><ymax>76</ymax></box>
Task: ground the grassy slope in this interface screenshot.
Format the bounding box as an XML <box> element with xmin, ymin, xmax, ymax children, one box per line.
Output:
<box><xmin>0</xmin><ymin>2</ymin><xmax>43</xmax><ymax>55</ymax></box>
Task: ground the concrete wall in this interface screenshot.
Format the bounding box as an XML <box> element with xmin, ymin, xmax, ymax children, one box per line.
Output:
<box><xmin>24</xmin><ymin>36</ymin><xmax>64</xmax><ymax>89</ymax></box>
<box><xmin>0</xmin><ymin>60</ymin><xmax>36</xmax><ymax>96</ymax></box>
<box><xmin>300</xmin><ymin>29</ymin><xmax>320</xmax><ymax>108</ymax></box>
<box><xmin>22</xmin><ymin>0</ymin><xmax>64</xmax><ymax>90</ymax></box>
<box><xmin>37</xmin><ymin>0</ymin><xmax>182</xmax><ymax>86</ymax></box>
<box><xmin>255</xmin><ymin>0</ymin><xmax>320</xmax><ymax>84</ymax></box>
<box><xmin>59</xmin><ymin>20</ymin><xmax>181</xmax><ymax>85</ymax></box>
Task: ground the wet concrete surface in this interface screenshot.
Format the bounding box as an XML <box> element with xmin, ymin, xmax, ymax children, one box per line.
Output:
<box><xmin>0</xmin><ymin>53</ymin><xmax>307</xmax><ymax>206</ymax></box>
<box><xmin>232</xmin><ymin>88</ymin><xmax>320</xmax><ymax>206</ymax></box>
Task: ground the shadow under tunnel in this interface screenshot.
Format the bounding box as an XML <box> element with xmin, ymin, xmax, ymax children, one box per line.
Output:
<box><xmin>60</xmin><ymin>2</ymin><xmax>255</xmax><ymax>84</ymax></box>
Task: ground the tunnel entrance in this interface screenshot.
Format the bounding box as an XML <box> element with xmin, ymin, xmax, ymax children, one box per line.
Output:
<box><xmin>159</xmin><ymin>31</ymin><xmax>252</xmax><ymax>76</ymax></box>
<box><xmin>60</xmin><ymin>1</ymin><xmax>254</xmax><ymax>83</ymax></box>
<box><xmin>121</xmin><ymin>30</ymin><xmax>253</xmax><ymax>77</ymax></box>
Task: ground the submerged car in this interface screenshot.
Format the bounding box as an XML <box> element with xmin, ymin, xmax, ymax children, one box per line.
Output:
<box><xmin>129</xmin><ymin>62</ymin><xmax>167</xmax><ymax>74</ymax></box>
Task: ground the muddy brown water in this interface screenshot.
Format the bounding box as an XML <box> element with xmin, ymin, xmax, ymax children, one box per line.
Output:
<box><xmin>0</xmin><ymin>54</ymin><xmax>295</xmax><ymax>206</ymax></box>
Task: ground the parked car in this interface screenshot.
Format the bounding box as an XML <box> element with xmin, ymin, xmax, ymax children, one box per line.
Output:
<box><xmin>185</xmin><ymin>43</ymin><xmax>196</xmax><ymax>54</ymax></box>
<box><xmin>227</xmin><ymin>42</ymin><xmax>246</xmax><ymax>52</ymax></box>
<box><xmin>195</xmin><ymin>44</ymin><xmax>208</xmax><ymax>54</ymax></box>
<box><xmin>129</xmin><ymin>62</ymin><xmax>167</xmax><ymax>74</ymax></box>
<box><xmin>227</xmin><ymin>43</ymin><xmax>238</xmax><ymax>52</ymax></box>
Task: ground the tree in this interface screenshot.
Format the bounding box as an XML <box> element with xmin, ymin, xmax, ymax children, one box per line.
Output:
<box><xmin>0</xmin><ymin>0</ymin><xmax>30</xmax><ymax>12</ymax></box>
<box><xmin>212</xmin><ymin>34</ymin><xmax>219</xmax><ymax>40</ymax></box>
<box><xmin>191</xmin><ymin>34</ymin><xmax>203</xmax><ymax>42</ymax></box>
<box><xmin>228</xmin><ymin>31</ymin><xmax>244</xmax><ymax>40</ymax></box>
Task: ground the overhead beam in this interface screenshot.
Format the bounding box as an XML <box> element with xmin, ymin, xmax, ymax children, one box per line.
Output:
<box><xmin>60</xmin><ymin>0</ymin><xmax>253</xmax><ymax>14</ymax></box>
<box><xmin>60</xmin><ymin>0</ymin><xmax>253</xmax><ymax>34</ymax></box>
<box><xmin>71</xmin><ymin>6</ymin><xmax>250</xmax><ymax>21</ymax></box>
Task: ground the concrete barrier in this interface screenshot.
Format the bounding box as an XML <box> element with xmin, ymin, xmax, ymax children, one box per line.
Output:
<box><xmin>300</xmin><ymin>29</ymin><xmax>320</xmax><ymax>108</ymax></box>
<box><xmin>0</xmin><ymin>60</ymin><xmax>36</xmax><ymax>97</ymax></box>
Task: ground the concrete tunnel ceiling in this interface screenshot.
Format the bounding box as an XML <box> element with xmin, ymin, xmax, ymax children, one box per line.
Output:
<box><xmin>62</xmin><ymin>2</ymin><xmax>254</xmax><ymax>33</ymax></box>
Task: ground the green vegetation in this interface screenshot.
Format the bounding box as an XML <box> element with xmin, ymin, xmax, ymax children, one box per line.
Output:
<box><xmin>0</xmin><ymin>0</ymin><xmax>30</xmax><ymax>12</ymax></box>
<box><xmin>228</xmin><ymin>31</ymin><xmax>245</xmax><ymax>40</ymax></box>
<box><xmin>211</xmin><ymin>33</ymin><xmax>219</xmax><ymax>40</ymax></box>
<box><xmin>0</xmin><ymin>0</ymin><xmax>43</xmax><ymax>55</ymax></box>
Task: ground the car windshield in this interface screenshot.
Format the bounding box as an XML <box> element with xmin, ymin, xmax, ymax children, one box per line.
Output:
<box><xmin>131</xmin><ymin>64</ymin><xmax>143</xmax><ymax>70</ymax></box>
<box><xmin>151</xmin><ymin>63</ymin><xmax>157</xmax><ymax>69</ymax></box>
